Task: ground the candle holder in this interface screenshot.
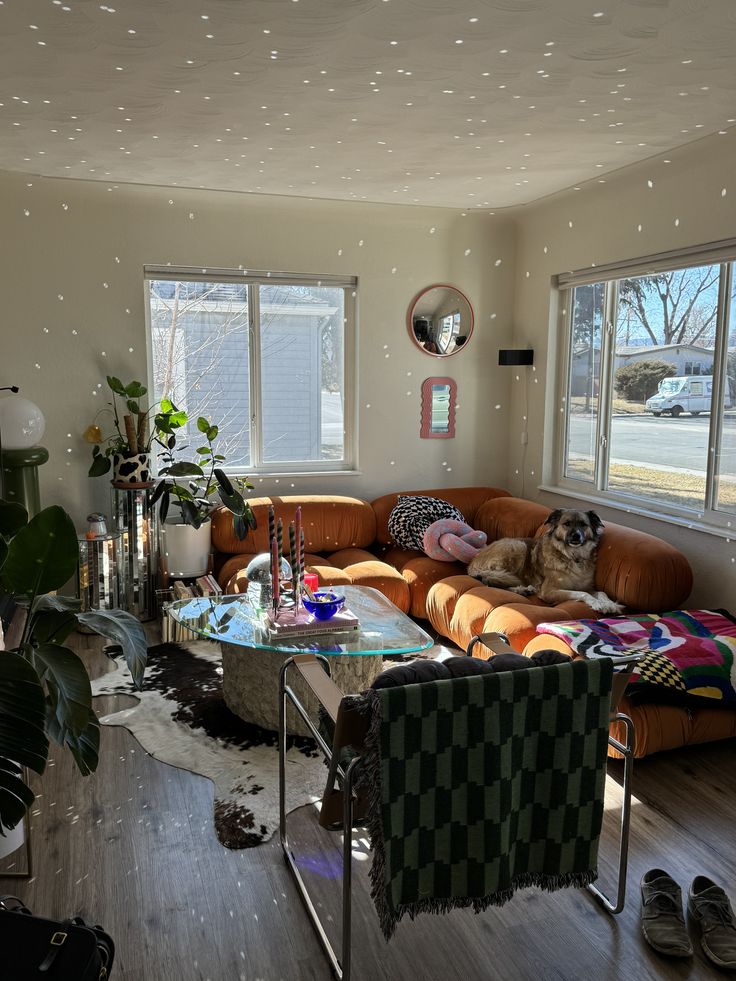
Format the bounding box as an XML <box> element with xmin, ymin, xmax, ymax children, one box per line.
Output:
<box><xmin>112</xmin><ymin>485</ymin><xmax>158</xmax><ymax>621</ymax></box>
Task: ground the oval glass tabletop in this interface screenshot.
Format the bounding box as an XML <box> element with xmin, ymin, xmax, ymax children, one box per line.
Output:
<box><xmin>166</xmin><ymin>585</ymin><xmax>434</xmax><ymax>656</ymax></box>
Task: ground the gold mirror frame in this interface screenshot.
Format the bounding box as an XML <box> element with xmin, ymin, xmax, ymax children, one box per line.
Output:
<box><xmin>407</xmin><ymin>284</ymin><xmax>474</xmax><ymax>358</ymax></box>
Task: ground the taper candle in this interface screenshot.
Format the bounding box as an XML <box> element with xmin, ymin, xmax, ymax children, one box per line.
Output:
<box><xmin>295</xmin><ymin>507</ymin><xmax>303</xmax><ymax>612</ymax></box>
<box><xmin>276</xmin><ymin>517</ymin><xmax>283</xmax><ymax>571</ymax></box>
<box><xmin>271</xmin><ymin>536</ymin><xmax>279</xmax><ymax>611</ymax></box>
<box><xmin>288</xmin><ymin>522</ymin><xmax>298</xmax><ymax>587</ymax></box>
<box><xmin>295</xmin><ymin>505</ymin><xmax>302</xmax><ymax>570</ymax></box>
<box><xmin>268</xmin><ymin>505</ymin><xmax>275</xmax><ymax>552</ymax></box>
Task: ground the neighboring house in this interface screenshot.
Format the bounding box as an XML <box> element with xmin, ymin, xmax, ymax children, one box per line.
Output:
<box><xmin>614</xmin><ymin>343</ymin><xmax>715</xmax><ymax>377</ymax></box>
<box><xmin>569</xmin><ymin>342</ymin><xmax>716</xmax><ymax>398</ymax></box>
<box><xmin>569</xmin><ymin>344</ymin><xmax>601</xmax><ymax>397</ymax></box>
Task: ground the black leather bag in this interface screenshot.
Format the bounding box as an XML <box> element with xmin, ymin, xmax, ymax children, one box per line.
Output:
<box><xmin>0</xmin><ymin>896</ymin><xmax>115</xmax><ymax>980</ymax></box>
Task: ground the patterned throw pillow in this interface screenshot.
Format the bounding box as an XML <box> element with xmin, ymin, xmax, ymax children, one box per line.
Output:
<box><xmin>387</xmin><ymin>495</ymin><xmax>465</xmax><ymax>551</ymax></box>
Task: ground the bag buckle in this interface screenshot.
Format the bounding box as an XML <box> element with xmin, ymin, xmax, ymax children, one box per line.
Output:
<box><xmin>50</xmin><ymin>932</ymin><xmax>67</xmax><ymax>946</ymax></box>
<box><xmin>99</xmin><ymin>969</ymin><xmax>108</xmax><ymax>980</ymax></box>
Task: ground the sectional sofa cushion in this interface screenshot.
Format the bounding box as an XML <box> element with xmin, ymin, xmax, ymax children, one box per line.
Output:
<box><xmin>211</xmin><ymin>495</ymin><xmax>376</xmax><ymax>555</ymax></box>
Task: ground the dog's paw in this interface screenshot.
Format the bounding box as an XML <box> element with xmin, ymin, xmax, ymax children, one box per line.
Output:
<box><xmin>510</xmin><ymin>585</ymin><xmax>536</xmax><ymax>596</ymax></box>
<box><xmin>594</xmin><ymin>592</ymin><xmax>624</xmax><ymax>615</ymax></box>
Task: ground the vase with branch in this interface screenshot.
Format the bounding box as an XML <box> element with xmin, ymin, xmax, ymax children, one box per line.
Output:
<box><xmin>85</xmin><ymin>376</ymin><xmax>188</xmax><ymax>486</ymax></box>
<box><xmin>85</xmin><ymin>376</ymin><xmax>160</xmax><ymax>486</ymax></box>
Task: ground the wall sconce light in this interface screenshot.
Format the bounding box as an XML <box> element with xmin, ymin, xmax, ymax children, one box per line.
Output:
<box><xmin>498</xmin><ymin>349</ymin><xmax>534</xmax><ymax>366</ymax></box>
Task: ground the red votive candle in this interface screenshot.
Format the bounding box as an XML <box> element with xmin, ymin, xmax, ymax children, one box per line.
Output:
<box><xmin>304</xmin><ymin>572</ymin><xmax>319</xmax><ymax>592</ymax></box>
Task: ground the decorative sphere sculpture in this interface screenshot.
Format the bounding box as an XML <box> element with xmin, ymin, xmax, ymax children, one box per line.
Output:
<box><xmin>245</xmin><ymin>552</ymin><xmax>292</xmax><ymax>583</ymax></box>
<box><xmin>0</xmin><ymin>397</ymin><xmax>46</xmax><ymax>449</ymax></box>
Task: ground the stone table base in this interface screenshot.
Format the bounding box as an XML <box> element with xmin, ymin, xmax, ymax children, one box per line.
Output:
<box><xmin>221</xmin><ymin>643</ymin><xmax>385</xmax><ymax>736</ymax></box>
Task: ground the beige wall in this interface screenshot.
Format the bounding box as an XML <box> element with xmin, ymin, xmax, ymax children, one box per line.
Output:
<box><xmin>6</xmin><ymin>131</ymin><xmax>733</xmax><ymax>604</ymax></box>
<box><xmin>0</xmin><ymin>170</ymin><xmax>515</xmax><ymax>526</ymax></box>
<box><xmin>509</xmin><ymin>131</ymin><xmax>736</xmax><ymax>606</ymax></box>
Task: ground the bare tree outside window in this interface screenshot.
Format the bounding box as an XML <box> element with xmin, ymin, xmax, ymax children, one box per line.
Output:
<box><xmin>618</xmin><ymin>266</ymin><xmax>720</xmax><ymax>348</ymax></box>
<box><xmin>149</xmin><ymin>280</ymin><xmax>251</xmax><ymax>467</ymax></box>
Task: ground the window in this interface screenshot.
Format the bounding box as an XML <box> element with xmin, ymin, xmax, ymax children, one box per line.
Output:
<box><xmin>145</xmin><ymin>268</ymin><xmax>356</xmax><ymax>473</ymax></box>
<box><xmin>437</xmin><ymin>310</ymin><xmax>461</xmax><ymax>353</ymax></box>
<box><xmin>556</xmin><ymin>243</ymin><xmax>736</xmax><ymax>530</ymax></box>
<box><xmin>684</xmin><ymin>361</ymin><xmax>706</xmax><ymax>376</ymax></box>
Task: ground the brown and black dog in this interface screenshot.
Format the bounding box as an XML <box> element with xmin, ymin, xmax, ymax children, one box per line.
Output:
<box><xmin>466</xmin><ymin>508</ymin><xmax>623</xmax><ymax>614</ymax></box>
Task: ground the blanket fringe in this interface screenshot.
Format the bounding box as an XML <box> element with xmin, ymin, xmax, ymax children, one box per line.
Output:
<box><xmin>377</xmin><ymin>870</ymin><xmax>599</xmax><ymax>941</ymax></box>
<box><xmin>362</xmin><ymin>690</ymin><xmax>394</xmax><ymax>938</ymax></box>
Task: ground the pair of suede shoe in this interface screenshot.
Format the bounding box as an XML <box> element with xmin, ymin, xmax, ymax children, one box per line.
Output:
<box><xmin>641</xmin><ymin>869</ymin><xmax>736</xmax><ymax>969</ymax></box>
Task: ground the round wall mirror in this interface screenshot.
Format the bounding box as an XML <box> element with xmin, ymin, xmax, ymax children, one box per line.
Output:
<box><xmin>407</xmin><ymin>284</ymin><xmax>474</xmax><ymax>357</ymax></box>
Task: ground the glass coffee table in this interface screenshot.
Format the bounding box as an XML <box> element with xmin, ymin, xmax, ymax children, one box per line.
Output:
<box><xmin>168</xmin><ymin>585</ymin><xmax>434</xmax><ymax>733</ymax></box>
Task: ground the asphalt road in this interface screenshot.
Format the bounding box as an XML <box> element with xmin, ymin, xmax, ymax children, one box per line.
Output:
<box><xmin>569</xmin><ymin>413</ymin><xmax>736</xmax><ymax>473</ymax></box>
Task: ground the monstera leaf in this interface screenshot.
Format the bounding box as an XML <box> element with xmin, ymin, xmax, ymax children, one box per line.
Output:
<box><xmin>0</xmin><ymin>652</ymin><xmax>48</xmax><ymax>831</ymax></box>
<box><xmin>0</xmin><ymin>501</ymin><xmax>28</xmax><ymax>541</ymax></box>
<box><xmin>0</xmin><ymin>497</ymin><xmax>149</xmax><ymax>832</ymax></box>
<box><xmin>76</xmin><ymin>609</ymin><xmax>148</xmax><ymax>690</ymax></box>
<box><xmin>45</xmin><ymin>699</ymin><xmax>100</xmax><ymax>777</ymax></box>
<box><xmin>32</xmin><ymin>644</ymin><xmax>94</xmax><ymax>737</ymax></box>
<box><xmin>2</xmin><ymin>506</ymin><xmax>78</xmax><ymax>597</ymax></box>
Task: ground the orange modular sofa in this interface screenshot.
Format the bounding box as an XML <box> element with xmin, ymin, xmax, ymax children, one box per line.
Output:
<box><xmin>211</xmin><ymin>487</ymin><xmax>510</xmax><ymax>612</ymax></box>
<box><xmin>211</xmin><ymin>487</ymin><xmax>736</xmax><ymax>756</ymax></box>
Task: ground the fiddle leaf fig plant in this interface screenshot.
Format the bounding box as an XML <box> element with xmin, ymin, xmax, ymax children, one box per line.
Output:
<box><xmin>0</xmin><ymin>501</ymin><xmax>148</xmax><ymax>832</ymax></box>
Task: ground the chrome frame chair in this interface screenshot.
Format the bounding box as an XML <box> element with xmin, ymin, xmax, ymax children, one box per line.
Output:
<box><xmin>279</xmin><ymin>646</ymin><xmax>641</xmax><ymax>980</ymax></box>
<box><xmin>279</xmin><ymin>653</ymin><xmax>364</xmax><ymax>981</ymax></box>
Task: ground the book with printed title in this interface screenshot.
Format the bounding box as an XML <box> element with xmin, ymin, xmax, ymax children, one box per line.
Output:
<box><xmin>263</xmin><ymin>607</ymin><xmax>360</xmax><ymax>638</ymax></box>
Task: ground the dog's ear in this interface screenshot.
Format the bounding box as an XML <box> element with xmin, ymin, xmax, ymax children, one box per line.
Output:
<box><xmin>587</xmin><ymin>510</ymin><xmax>604</xmax><ymax>537</ymax></box>
<box><xmin>545</xmin><ymin>509</ymin><xmax>564</xmax><ymax>528</ymax></box>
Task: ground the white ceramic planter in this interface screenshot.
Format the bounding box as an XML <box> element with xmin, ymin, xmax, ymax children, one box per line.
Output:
<box><xmin>161</xmin><ymin>518</ymin><xmax>212</xmax><ymax>578</ymax></box>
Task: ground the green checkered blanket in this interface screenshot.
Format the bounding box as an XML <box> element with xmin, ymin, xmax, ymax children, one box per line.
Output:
<box><xmin>362</xmin><ymin>658</ymin><xmax>614</xmax><ymax>939</ymax></box>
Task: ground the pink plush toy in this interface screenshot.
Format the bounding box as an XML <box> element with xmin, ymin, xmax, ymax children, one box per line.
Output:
<box><xmin>422</xmin><ymin>519</ymin><xmax>488</xmax><ymax>564</ymax></box>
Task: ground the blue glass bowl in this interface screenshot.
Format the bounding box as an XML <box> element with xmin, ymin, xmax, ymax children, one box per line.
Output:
<box><xmin>303</xmin><ymin>591</ymin><xmax>345</xmax><ymax>621</ymax></box>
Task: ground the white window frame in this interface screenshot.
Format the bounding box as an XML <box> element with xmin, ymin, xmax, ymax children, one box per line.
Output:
<box><xmin>547</xmin><ymin>237</ymin><xmax>736</xmax><ymax>538</ymax></box>
<box><xmin>144</xmin><ymin>265</ymin><xmax>358</xmax><ymax>476</ymax></box>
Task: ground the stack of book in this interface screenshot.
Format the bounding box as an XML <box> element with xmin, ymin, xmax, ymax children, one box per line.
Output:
<box><xmin>170</xmin><ymin>574</ymin><xmax>222</xmax><ymax>600</ymax></box>
<box><xmin>263</xmin><ymin>606</ymin><xmax>360</xmax><ymax>639</ymax></box>
<box><xmin>159</xmin><ymin>575</ymin><xmax>223</xmax><ymax>643</ymax></box>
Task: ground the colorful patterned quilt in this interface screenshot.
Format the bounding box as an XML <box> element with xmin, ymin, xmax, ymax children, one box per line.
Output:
<box><xmin>536</xmin><ymin>609</ymin><xmax>736</xmax><ymax>703</ymax></box>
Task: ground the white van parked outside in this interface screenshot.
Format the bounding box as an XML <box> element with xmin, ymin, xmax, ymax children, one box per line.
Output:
<box><xmin>645</xmin><ymin>376</ymin><xmax>731</xmax><ymax>417</ymax></box>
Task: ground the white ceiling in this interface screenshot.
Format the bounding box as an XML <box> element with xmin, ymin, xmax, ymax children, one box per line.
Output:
<box><xmin>2</xmin><ymin>0</ymin><xmax>735</xmax><ymax>209</ymax></box>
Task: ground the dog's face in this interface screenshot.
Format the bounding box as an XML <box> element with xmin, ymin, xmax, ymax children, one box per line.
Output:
<box><xmin>545</xmin><ymin>509</ymin><xmax>603</xmax><ymax>548</ymax></box>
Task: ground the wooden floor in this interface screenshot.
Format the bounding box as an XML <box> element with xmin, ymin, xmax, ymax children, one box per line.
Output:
<box><xmin>3</xmin><ymin>631</ymin><xmax>735</xmax><ymax>980</ymax></box>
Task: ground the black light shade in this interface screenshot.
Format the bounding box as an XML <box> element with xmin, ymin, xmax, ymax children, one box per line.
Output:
<box><xmin>498</xmin><ymin>349</ymin><xmax>534</xmax><ymax>366</ymax></box>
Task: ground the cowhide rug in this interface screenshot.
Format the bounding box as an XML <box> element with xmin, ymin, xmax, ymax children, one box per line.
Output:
<box><xmin>91</xmin><ymin>641</ymin><xmax>326</xmax><ymax>849</ymax></box>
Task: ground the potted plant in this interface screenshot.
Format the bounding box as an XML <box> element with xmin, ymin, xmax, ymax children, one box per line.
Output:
<box><xmin>151</xmin><ymin>402</ymin><xmax>256</xmax><ymax>578</ymax></box>
<box><xmin>0</xmin><ymin>498</ymin><xmax>148</xmax><ymax>833</ymax></box>
<box><xmin>85</xmin><ymin>376</ymin><xmax>158</xmax><ymax>485</ymax></box>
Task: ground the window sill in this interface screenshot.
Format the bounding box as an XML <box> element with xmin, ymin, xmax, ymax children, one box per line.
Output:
<box><xmin>537</xmin><ymin>484</ymin><xmax>736</xmax><ymax>541</ymax></box>
<box><xmin>236</xmin><ymin>469</ymin><xmax>363</xmax><ymax>480</ymax></box>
